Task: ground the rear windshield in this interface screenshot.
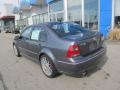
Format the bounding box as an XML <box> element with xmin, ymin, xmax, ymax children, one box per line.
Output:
<box><xmin>47</xmin><ymin>22</ymin><xmax>87</xmax><ymax>37</ymax></box>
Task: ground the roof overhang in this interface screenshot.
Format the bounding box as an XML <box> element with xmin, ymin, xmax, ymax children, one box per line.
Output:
<box><xmin>20</xmin><ymin>0</ymin><xmax>47</xmax><ymax>9</ymax></box>
<box><xmin>0</xmin><ymin>16</ymin><xmax>15</xmax><ymax>20</ymax></box>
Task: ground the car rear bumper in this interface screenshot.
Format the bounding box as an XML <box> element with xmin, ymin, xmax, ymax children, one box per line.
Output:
<box><xmin>56</xmin><ymin>47</ymin><xmax>106</xmax><ymax>76</ymax></box>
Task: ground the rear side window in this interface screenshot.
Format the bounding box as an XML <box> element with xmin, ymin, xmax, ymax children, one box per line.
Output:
<box><xmin>40</xmin><ymin>29</ymin><xmax>47</xmax><ymax>42</ymax></box>
<box><xmin>31</xmin><ymin>27</ymin><xmax>41</xmax><ymax>41</ymax></box>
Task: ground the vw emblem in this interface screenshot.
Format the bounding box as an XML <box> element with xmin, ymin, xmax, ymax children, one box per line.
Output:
<box><xmin>80</xmin><ymin>33</ymin><xmax>84</xmax><ymax>37</ymax></box>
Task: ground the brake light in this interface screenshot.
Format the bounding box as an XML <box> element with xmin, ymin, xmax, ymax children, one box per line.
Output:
<box><xmin>67</xmin><ymin>44</ymin><xmax>80</xmax><ymax>58</ymax></box>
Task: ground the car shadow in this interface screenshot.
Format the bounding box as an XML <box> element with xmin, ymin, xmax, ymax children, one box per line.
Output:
<box><xmin>21</xmin><ymin>54</ymin><xmax>62</xmax><ymax>78</ymax></box>
<box><xmin>86</xmin><ymin>55</ymin><xmax>108</xmax><ymax>77</ymax></box>
<box><xmin>21</xmin><ymin>54</ymin><xmax>108</xmax><ymax>78</ymax></box>
<box><xmin>67</xmin><ymin>55</ymin><xmax>108</xmax><ymax>78</ymax></box>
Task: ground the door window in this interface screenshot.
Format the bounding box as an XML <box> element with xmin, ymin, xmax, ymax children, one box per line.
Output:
<box><xmin>20</xmin><ymin>27</ymin><xmax>32</xmax><ymax>39</ymax></box>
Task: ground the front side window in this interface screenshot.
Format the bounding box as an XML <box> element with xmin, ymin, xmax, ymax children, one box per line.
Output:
<box><xmin>31</xmin><ymin>27</ymin><xmax>41</xmax><ymax>41</ymax></box>
<box><xmin>21</xmin><ymin>27</ymin><xmax>32</xmax><ymax>39</ymax></box>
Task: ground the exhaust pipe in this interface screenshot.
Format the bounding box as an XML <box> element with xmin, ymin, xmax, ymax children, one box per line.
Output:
<box><xmin>81</xmin><ymin>71</ymin><xmax>87</xmax><ymax>76</ymax></box>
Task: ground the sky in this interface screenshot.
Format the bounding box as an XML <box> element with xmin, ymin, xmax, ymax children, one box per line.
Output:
<box><xmin>0</xmin><ymin>0</ymin><xmax>19</xmax><ymax>16</ymax></box>
<box><xmin>0</xmin><ymin>0</ymin><xmax>19</xmax><ymax>5</ymax></box>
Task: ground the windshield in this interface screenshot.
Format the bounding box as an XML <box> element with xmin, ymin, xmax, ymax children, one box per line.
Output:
<box><xmin>48</xmin><ymin>22</ymin><xmax>87</xmax><ymax>37</ymax></box>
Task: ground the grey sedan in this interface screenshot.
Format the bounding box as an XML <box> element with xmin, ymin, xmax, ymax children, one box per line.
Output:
<box><xmin>13</xmin><ymin>22</ymin><xmax>106</xmax><ymax>78</ymax></box>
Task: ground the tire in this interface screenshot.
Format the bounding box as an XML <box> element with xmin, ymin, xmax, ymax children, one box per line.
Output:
<box><xmin>13</xmin><ymin>44</ymin><xmax>21</xmax><ymax>57</ymax></box>
<box><xmin>40</xmin><ymin>55</ymin><xmax>59</xmax><ymax>78</ymax></box>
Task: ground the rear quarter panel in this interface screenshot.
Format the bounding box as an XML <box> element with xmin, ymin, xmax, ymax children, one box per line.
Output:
<box><xmin>44</xmin><ymin>26</ymin><xmax>74</xmax><ymax>63</ymax></box>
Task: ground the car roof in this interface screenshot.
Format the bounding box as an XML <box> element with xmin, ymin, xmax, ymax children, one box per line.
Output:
<box><xmin>34</xmin><ymin>22</ymin><xmax>72</xmax><ymax>26</ymax></box>
<box><xmin>27</xmin><ymin>22</ymin><xmax>74</xmax><ymax>28</ymax></box>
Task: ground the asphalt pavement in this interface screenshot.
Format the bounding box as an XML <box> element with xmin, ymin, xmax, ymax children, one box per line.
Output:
<box><xmin>0</xmin><ymin>32</ymin><xmax>120</xmax><ymax>90</ymax></box>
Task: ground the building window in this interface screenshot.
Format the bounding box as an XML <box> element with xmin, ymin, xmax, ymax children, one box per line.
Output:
<box><xmin>115</xmin><ymin>0</ymin><xmax>120</xmax><ymax>27</ymax></box>
<box><xmin>17</xmin><ymin>18</ymin><xmax>28</xmax><ymax>29</ymax></box>
<box><xmin>33</xmin><ymin>15</ymin><xmax>37</xmax><ymax>24</ymax></box>
<box><xmin>49</xmin><ymin>0</ymin><xmax>63</xmax><ymax>13</ymax></box>
<box><xmin>43</xmin><ymin>14</ymin><xmax>49</xmax><ymax>22</ymax></box>
<box><xmin>49</xmin><ymin>0</ymin><xmax>64</xmax><ymax>22</ymax></box>
<box><xmin>0</xmin><ymin>20</ymin><xmax>4</xmax><ymax>27</ymax></box>
<box><xmin>68</xmin><ymin>0</ymin><xmax>98</xmax><ymax>30</ymax></box>
<box><xmin>84</xmin><ymin>0</ymin><xmax>98</xmax><ymax>30</ymax></box>
<box><xmin>68</xmin><ymin>0</ymin><xmax>82</xmax><ymax>26</ymax></box>
<box><xmin>32</xmin><ymin>13</ymin><xmax>48</xmax><ymax>24</ymax></box>
<box><xmin>36</xmin><ymin>15</ymin><xmax>40</xmax><ymax>24</ymax></box>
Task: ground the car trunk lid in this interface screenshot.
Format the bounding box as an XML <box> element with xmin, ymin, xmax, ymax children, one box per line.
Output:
<box><xmin>63</xmin><ymin>31</ymin><xmax>102</xmax><ymax>56</ymax></box>
<box><xmin>78</xmin><ymin>37</ymin><xmax>102</xmax><ymax>56</ymax></box>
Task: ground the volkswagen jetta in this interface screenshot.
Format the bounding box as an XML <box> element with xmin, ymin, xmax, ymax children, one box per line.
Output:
<box><xmin>13</xmin><ymin>22</ymin><xmax>106</xmax><ymax>78</ymax></box>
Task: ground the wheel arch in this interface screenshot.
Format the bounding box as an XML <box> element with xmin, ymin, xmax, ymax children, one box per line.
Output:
<box><xmin>39</xmin><ymin>48</ymin><xmax>56</xmax><ymax>64</ymax></box>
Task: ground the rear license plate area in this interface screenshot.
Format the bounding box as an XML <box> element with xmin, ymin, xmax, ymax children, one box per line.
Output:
<box><xmin>89</xmin><ymin>42</ymin><xmax>97</xmax><ymax>52</ymax></box>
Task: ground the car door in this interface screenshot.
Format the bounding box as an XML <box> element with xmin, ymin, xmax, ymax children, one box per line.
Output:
<box><xmin>26</xmin><ymin>26</ymin><xmax>43</xmax><ymax>60</ymax></box>
<box><xmin>17</xmin><ymin>26</ymin><xmax>33</xmax><ymax>56</ymax></box>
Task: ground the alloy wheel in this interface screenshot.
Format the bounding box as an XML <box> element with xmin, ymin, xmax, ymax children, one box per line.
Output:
<box><xmin>41</xmin><ymin>56</ymin><xmax>53</xmax><ymax>76</ymax></box>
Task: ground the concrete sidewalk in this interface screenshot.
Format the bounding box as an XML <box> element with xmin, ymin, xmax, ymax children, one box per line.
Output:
<box><xmin>0</xmin><ymin>81</ymin><xmax>4</xmax><ymax>90</ymax></box>
<box><xmin>0</xmin><ymin>73</ymin><xmax>5</xmax><ymax>90</ymax></box>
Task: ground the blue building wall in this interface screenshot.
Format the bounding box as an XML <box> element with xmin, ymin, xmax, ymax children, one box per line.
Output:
<box><xmin>100</xmin><ymin>0</ymin><xmax>112</xmax><ymax>37</ymax></box>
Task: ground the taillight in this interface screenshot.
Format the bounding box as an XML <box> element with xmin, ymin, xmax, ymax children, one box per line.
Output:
<box><xmin>67</xmin><ymin>44</ymin><xmax>80</xmax><ymax>58</ymax></box>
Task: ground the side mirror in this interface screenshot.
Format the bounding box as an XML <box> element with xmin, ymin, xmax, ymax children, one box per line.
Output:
<box><xmin>14</xmin><ymin>35</ymin><xmax>20</xmax><ymax>40</ymax></box>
